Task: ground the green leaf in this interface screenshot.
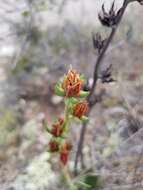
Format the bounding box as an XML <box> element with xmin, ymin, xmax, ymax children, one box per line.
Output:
<box><xmin>75</xmin><ymin>174</ymin><xmax>102</xmax><ymax>190</ymax></box>
<box><xmin>81</xmin><ymin>116</ymin><xmax>89</xmax><ymax>123</ymax></box>
<box><xmin>12</xmin><ymin>56</ymin><xmax>29</xmax><ymax>74</ymax></box>
<box><xmin>72</xmin><ymin>116</ymin><xmax>81</xmax><ymax>123</ymax></box>
<box><xmin>80</xmin><ymin>74</ymin><xmax>86</xmax><ymax>82</ymax></box>
<box><xmin>43</xmin><ymin>120</ymin><xmax>55</xmax><ymax>135</ymax></box>
<box><xmin>68</xmin><ymin>97</ymin><xmax>78</xmax><ymax>104</ymax></box>
<box><xmin>79</xmin><ymin>91</ymin><xmax>89</xmax><ymax>98</ymax></box>
<box><xmin>54</xmin><ymin>83</ymin><xmax>65</xmax><ymax>97</ymax></box>
<box><xmin>22</xmin><ymin>11</ymin><xmax>30</xmax><ymax>17</ymax></box>
<box><xmin>75</xmin><ymin>180</ymin><xmax>91</xmax><ymax>188</ymax></box>
<box><xmin>45</xmin><ymin>127</ymin><xmax>51</xmax><ymax>134</ymax></box>
<box><xmin>83</xmin><ymin>175</ymin><xmax>101</xmax><ymax>190</ymax></box>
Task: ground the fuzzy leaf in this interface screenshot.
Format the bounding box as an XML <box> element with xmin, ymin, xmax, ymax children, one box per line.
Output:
<box><xmin>54</xmin><ymin>83</ymin><xmax>65</xmax><ymax>97</ymax></box>
<box><xmin>79</xmin><ymin>91</ymin><xmax>89</xmax><ymax>98</ymax></box>
<box><xmin>81</xmin><ymin>116</ymin><xmax>89</xmax><ymax>123</ymax></box>
<box><xmin>68</xmin><ymin>97</ymin><xmax>78</xmax><ymax>104</ymax></box>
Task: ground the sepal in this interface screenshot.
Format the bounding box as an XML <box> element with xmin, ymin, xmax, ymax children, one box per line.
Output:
<box><xmin>54</xmin><ymin>82</ymin><xmax>65</xmax><ymax>97</ymax></box>
<box><xmin>81</xmin><ymin>116</ymin><xmax>89</xmax><ymax>123</ymax></box>
<box><xmin>79</xmin><ymin>90</ymin><xmax>89</xmax><ymax>98</ymax></box>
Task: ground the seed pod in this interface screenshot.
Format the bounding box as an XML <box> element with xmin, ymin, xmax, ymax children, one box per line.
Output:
<box><xmin>92</xmin><ymin>33</ymin><xmax>106</xmax><ymax>53</ymax></box>
<box><xmin>98</xmin><ymin>2</ymin><xmax>121</xmax><ymax>27</ymax></box>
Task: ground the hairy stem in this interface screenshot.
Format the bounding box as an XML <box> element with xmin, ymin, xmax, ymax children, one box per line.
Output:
<box><xmin>62</xmin><ymin>166</ymin><xmax>78</xmax><ymax>190</ymax></box>
<box><xmin>63</xmin><ymin>98</ymin><xmax>71</xmax><ymax>132</ymax></box>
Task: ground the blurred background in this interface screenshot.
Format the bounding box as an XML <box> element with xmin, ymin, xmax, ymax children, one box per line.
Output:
<box><xmin>0</xmin><ymin>0</ymin><xmax>143</xmax><ymax>189</ymax></box>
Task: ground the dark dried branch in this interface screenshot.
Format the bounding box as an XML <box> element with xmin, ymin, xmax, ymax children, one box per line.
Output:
<box><xmin>74</xmin><ymin>0</ymin><xmax>131</xmax><ymax>175</ymax></box>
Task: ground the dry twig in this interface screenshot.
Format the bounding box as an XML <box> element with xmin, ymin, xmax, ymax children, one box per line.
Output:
<box><xmin>74</xmin><ymin>0</ymin><xmax>142</xmax><ymax>174</ymax></box>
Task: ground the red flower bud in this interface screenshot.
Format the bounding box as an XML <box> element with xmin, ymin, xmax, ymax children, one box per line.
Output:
<box><xmin>62</xmin><ymin>69</ymin><xmax>83</xmax><ymax>97</ymax></box>
<box><xmin>51</xmin><ymin>118</ymin><xmax>64</xmax><ymax>137</ymax></box>
<box><xmin>73</xmin><ymin>101</ymin><xmax>88</xmax><ymax>119</ymax></box>
<box><xmin>48</xmin><ymin>140</ymin><xmax>59</xmax><ymax>152</ymax></box>
<box><xmin>60</xmin><ymin>142</ymin><xmax>72</xmax><ymax>165</ymax></box>
<box><xmin>60</xmin><ymin>151</ymin><xmax>69</xmax><ymax>165</ymax></box>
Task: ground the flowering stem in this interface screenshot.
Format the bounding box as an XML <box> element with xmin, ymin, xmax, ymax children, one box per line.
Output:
<box><xmin>48</xmin><ymin>68</ymin><xmax>89</xmax><ymax>179</ymax></box>
<box><xmin>63</xmin><ymin>98</ymin><xmax>71</xmax><ymax>132</ymax></box>
<box><xmin>60</xmin><ymin>99</ymin><xmax>79</xmax><ymax>189</ymax></box>
<box><xmin>62</xmin><ymin>166</ymin><xmax>78</xmax><ymax>190</ymax></box>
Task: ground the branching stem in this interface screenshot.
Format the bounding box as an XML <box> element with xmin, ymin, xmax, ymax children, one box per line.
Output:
<box><xmin>74</xmin><ymin>0</ymin><xmax>129</xmax><ymax>175</ymax></box>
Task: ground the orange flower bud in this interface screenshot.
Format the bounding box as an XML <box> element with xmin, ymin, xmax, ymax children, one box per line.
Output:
<box><xmin>73</xmin><ymin>101</ymin><xmax>88</xmax><ymax>119</ymax></box>
<box><xmin>62</xmin><ymin>69</ymin><xmax>83</xmax><ymax>97</ymax></box>
<box><xmin>48</xmin><ymin>140</ymin><xmax>59</xmax><ymax>152</ymax></box>
<box><xmin>51</xmin><ymin>118</ymin><xmax>64</xmax><ymax>137</ymax></box>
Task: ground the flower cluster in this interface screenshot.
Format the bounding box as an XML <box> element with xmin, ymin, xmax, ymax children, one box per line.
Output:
<box><xmin>45</xmin><ymin>68</ymin><xmax>89</xmax><ymax>166</ymax></box>
<box><xmin>55</xmin><ymin>69</ymin><xmax>89</xmax><ymax>98</ymax></box>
